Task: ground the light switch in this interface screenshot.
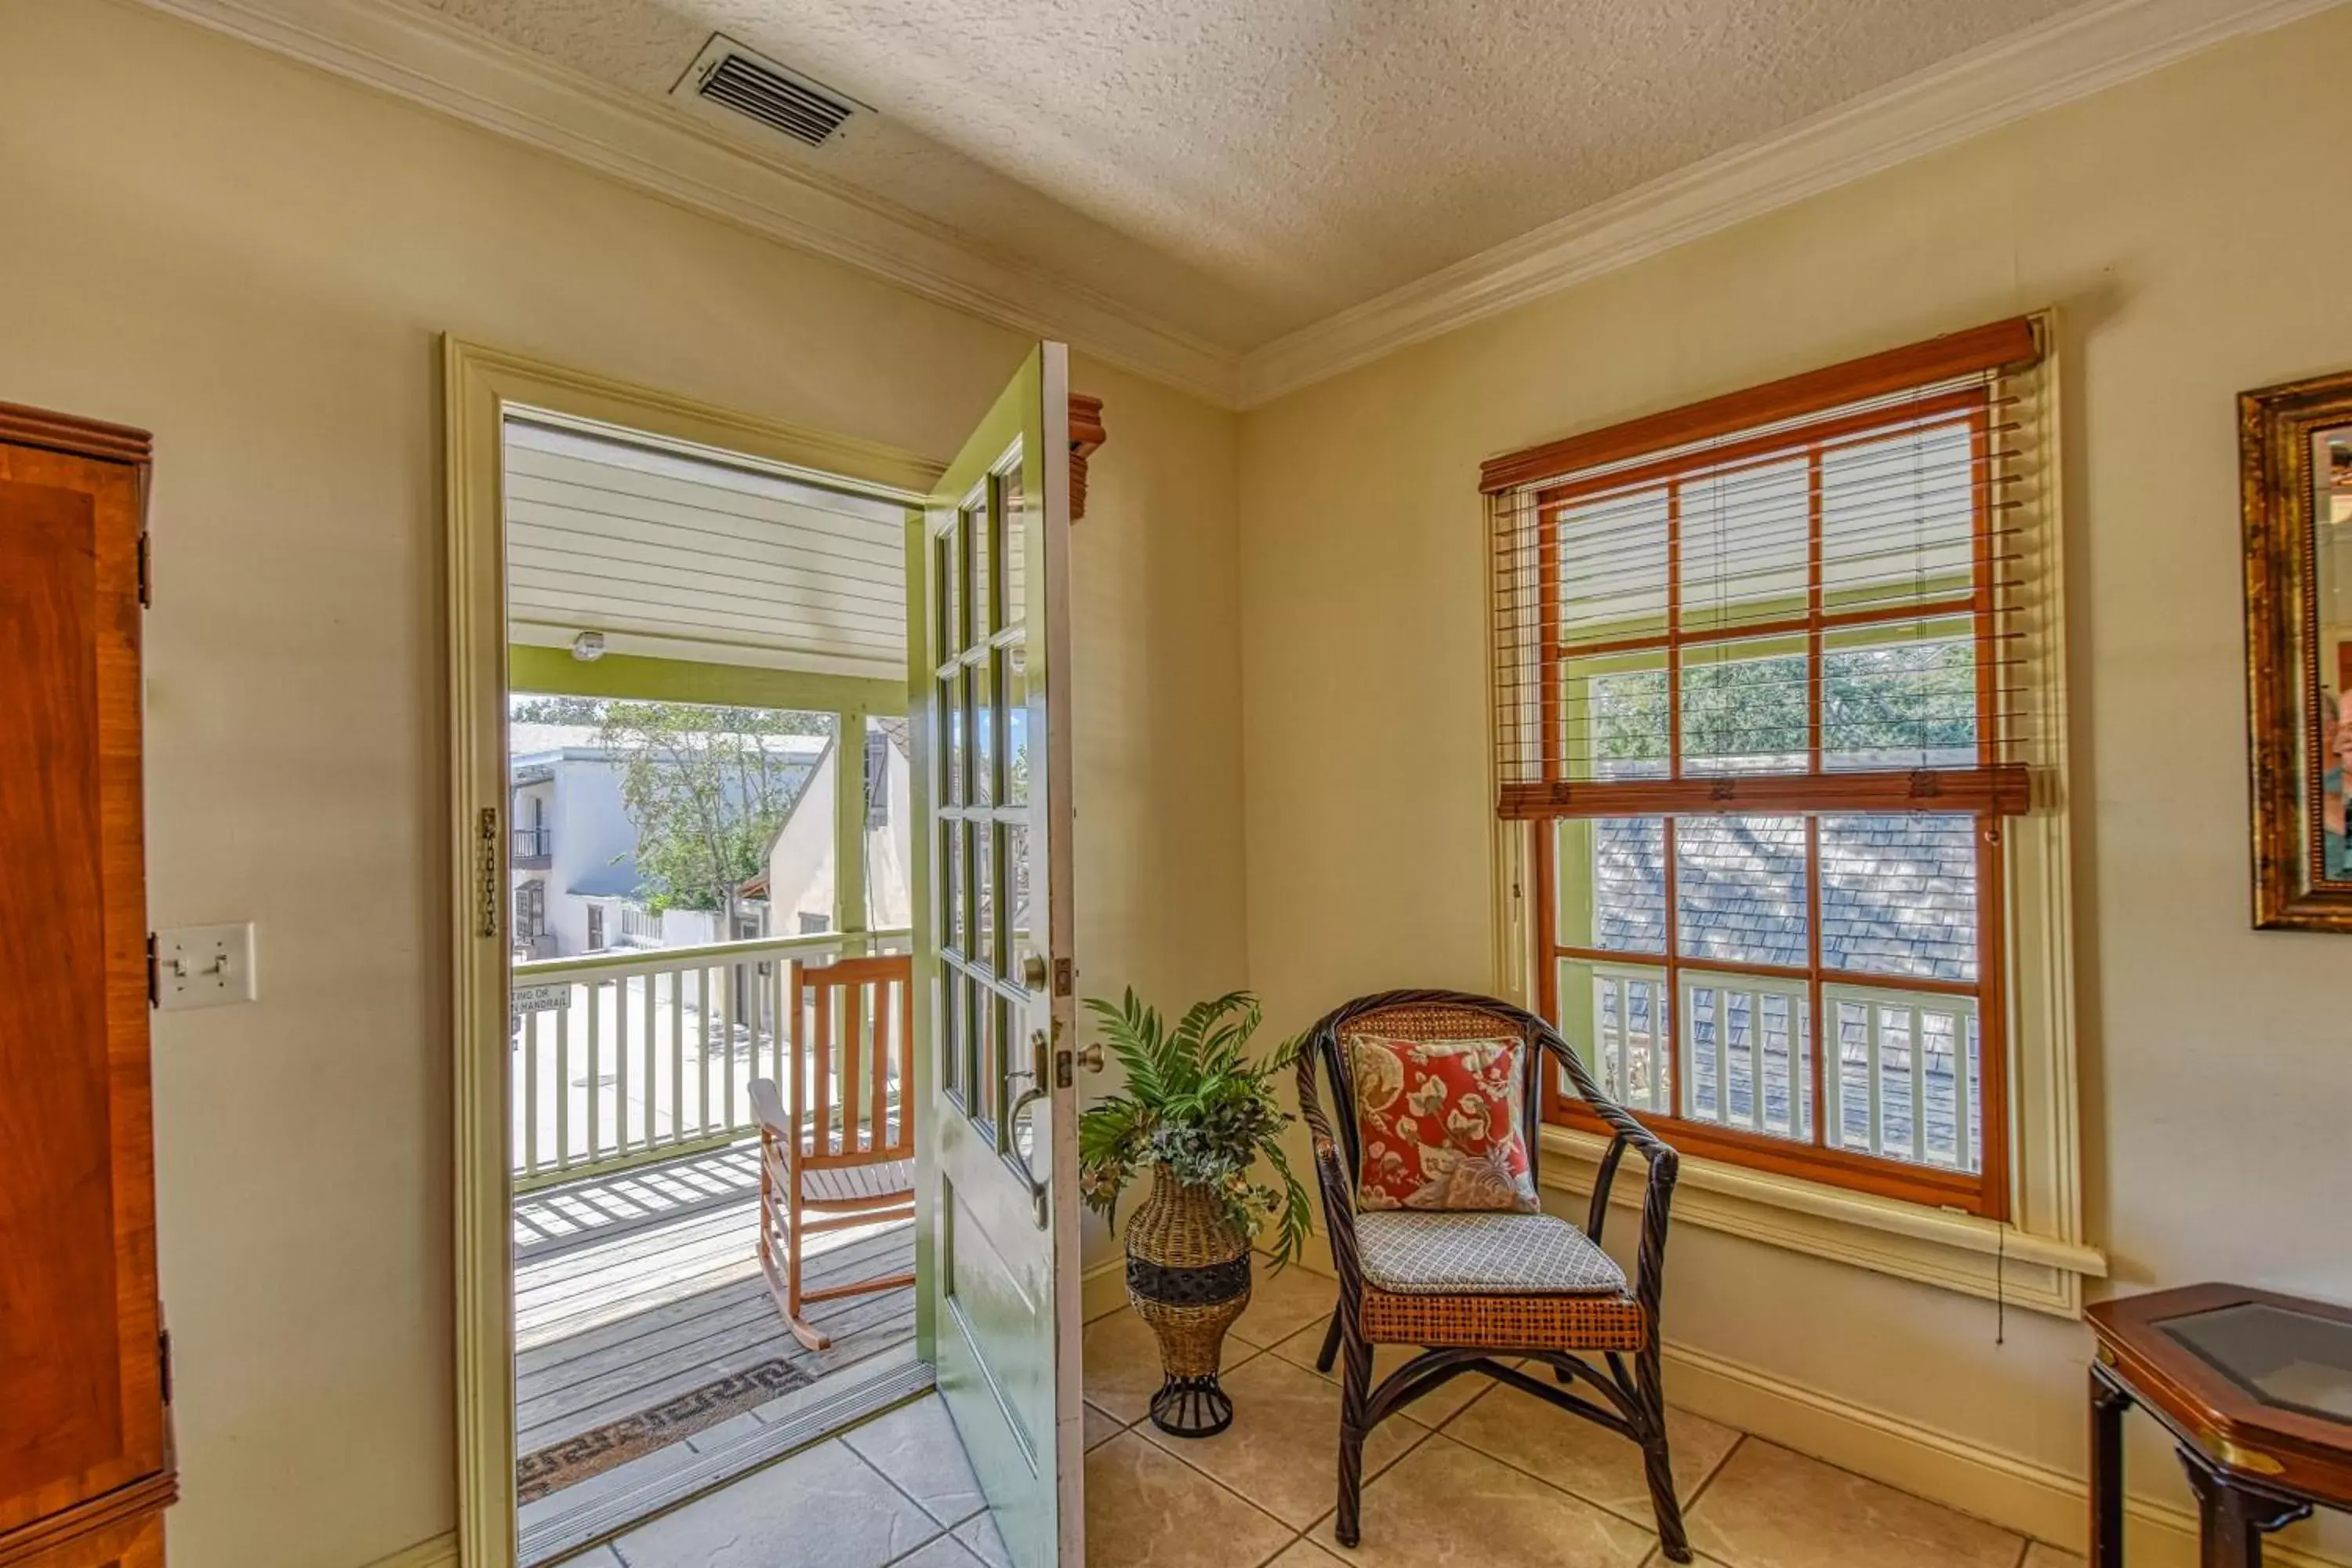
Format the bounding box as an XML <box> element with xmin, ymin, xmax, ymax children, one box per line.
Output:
<box><xmin>153</xmin><ymin>924</ymin><xmax>256</xmax><ymax>1010</ymax></box>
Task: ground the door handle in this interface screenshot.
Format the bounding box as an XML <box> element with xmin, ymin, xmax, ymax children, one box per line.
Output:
<box><xmin>1073</xmin><ymin>1043</ymin><xmax>1104</xmax><ymax>1074</ymax></box>
<box><xmin>1022</xmin><ymin>952</ymin><xmax>1049</xmax><ymax>990</ymax></box>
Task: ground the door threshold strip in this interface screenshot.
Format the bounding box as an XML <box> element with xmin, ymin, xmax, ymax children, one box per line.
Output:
<box><xmin>519</xmin><ymin>1353</ymin><xmax>936</xmax><ymax>1566</ymax></box>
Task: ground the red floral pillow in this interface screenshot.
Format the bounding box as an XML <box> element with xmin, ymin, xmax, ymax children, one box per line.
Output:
<box><xmin>1345</xmin><ymin>1033</ymin><xmax>1538</xmax><ymax>1213</ymax></box>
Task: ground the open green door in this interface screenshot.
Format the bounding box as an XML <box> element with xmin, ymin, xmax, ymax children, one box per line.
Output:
<box><xmin>911</xmin><ymin>345</ymin><xmax>1083</xmax><ymax>1567</ymax></box>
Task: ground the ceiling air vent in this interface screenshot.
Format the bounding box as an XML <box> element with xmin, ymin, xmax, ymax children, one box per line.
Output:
<box><xmin>673</xmin><ymin>36</ymin><xmax>866</xmax><ymax>149</ymax></box>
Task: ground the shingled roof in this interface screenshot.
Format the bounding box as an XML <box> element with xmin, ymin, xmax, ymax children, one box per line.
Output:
<box><xmin>1592</xmin><ymin>814</ymin><xmax>1976</xmax><ymax>982</ymax></box>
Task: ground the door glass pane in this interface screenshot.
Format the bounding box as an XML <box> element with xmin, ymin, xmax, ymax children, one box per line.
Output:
<box><xmin>989</xmin><ymin>822</ymin><xmax>1014</xmax><ymax>978</ymax></box>
<box><xmin>1006</xmin><ymin>822</ymin><xmax>1032</xmax><ymax>964</ymax></box>
<box><xmin>938</xmin><ymin>524</ymin><xmax>960</xmax><ymax>658</ymax></box>
<box><xmin>957</xmin><ymin>503</ymin><xmax>979</xmax><ymax>651</ymax></box>
<box><xmin>1675</xmin><ymin>815</ymin><xmax>1808</xmax><ymax>967</ymax></box>
<box><xmin>943</xmin><ymin>820</ymin><xmax>965</xmax><ymax>957</ymax></box>
<box><xmin>1001</xmin><ymin>463</ymin><xmax>1027</xmax><ymax>628</ymax></box>
<box><xmin>958</xmin><ymin>822</ymin><xmax>981</xmax><ymax>956</ymax></box>
<box><xmin>974</xmin><ymin>821</ymin><xmax>996</xmax><ymax>971</ymax></box>
<box><xmin>939</xmin><ymin>971</ymin><xmax>964</xmax><ymax>1105</ymax></box>
<box><xmin>963</xmin><ymin>973</ymin><xmax>985</xmax><ymax>1122</ymax></box>
<box><xmin>971</xmin><ymin>493</ymin><xmax>993</xmax><ymax>642</ymax></box>
<box><xmin>972</xmin><ymin>660</ymin><xmax>994</xmax><ymax>808</ymax></box>
<box><xmin>941</xmin><ymin>676</ymin><xmax>964</xmax><ymax>807</ymax></box>
<box><xmin>973</xmin><ymin>975</ymin><xmax>1000</xmax><ymax>1128</ymax></box>
<box><xmin>1004</xmin><ymin>641</ymin><xmax>1031</xmax><ymax>805</ymax></box>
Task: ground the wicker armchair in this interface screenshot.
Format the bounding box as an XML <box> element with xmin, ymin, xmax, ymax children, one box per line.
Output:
<box><xmin>1296</xmin><ymin>989</ymin><xmax>1686</xmax><ymax>1560</ymax></box>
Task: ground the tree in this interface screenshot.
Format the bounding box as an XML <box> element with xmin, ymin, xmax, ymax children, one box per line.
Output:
<box><xmin>1592</xmin><ymin>637</ymin><xmax>1974</xmax><ymax>771</ymax></box>
<box><xmin>511</xmin><ymin>694</ymin><xmax>609</xmax><ymax>724</ymax></box>
<box><xmin>593</xmin><ymin>702</ymin><xmax>829</xmax><ymax>930</ymax></box>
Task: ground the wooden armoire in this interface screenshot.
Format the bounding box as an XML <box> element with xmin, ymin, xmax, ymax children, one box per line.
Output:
<box><xmin>0</xmin><ymin>403</ymin><xmax>174</xmax><ymax>1566</ymax></box>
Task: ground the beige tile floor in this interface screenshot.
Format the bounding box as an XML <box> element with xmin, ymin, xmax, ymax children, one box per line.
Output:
<box><xmin>555</xmin><ymin>1395</ymin><xmax>1010</xmax><ymax>1568</ymax></box>
<box><xmin>560</xmin><ymin>1263</ymin><xmax>2090</xmax><ymax>1568</ymax></box>
<box><xmin>1081</xmin><ymin>1266</ymin><xmax>2087</xmax><ymax>1568</ymax></box>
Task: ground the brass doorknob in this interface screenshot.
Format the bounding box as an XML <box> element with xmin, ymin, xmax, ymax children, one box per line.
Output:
<box><xmin>1073</xmin><ymin>1043</ymin><xmax>1105</xmax><ymax>1073</ymax></box>
<box><xmin>1022</xmin><ymin>953</ymin><xmax>1049</xmax><ymax>989</ymax></box>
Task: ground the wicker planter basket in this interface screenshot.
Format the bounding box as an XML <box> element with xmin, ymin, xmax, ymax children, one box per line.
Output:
<box><xmin>1123</xmin><ymin>1165</ymin><xmax>1252</xmax><ymax>1436</ymax></box>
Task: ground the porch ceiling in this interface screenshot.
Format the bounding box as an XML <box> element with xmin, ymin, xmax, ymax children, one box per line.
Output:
<box><xmin>504</xmin><ymin>416</ymin><xmax>909</xmax><ymax>682</ymax></box>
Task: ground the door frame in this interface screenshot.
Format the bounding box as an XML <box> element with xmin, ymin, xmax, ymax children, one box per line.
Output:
<box><xmin>441</xmin><ymin>338</ymin><xmax>942</xmax><ymax>1568</ymax></box>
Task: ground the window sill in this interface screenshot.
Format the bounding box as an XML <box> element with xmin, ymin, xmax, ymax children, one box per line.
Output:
<box><xmin>1537</xmin><ymin>1124</ymin><xmax>2107</xmax><ymax>1318</ymax></box>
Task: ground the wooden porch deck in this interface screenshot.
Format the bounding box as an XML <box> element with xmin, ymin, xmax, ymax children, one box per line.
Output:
<box><xmin>513</xmin><ymin>1143</ymin><xmax>916</xmax><ymax>1460</ymax></box>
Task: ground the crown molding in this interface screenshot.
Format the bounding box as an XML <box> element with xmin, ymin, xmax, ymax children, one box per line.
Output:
<box><xmin>125</xmin><ymin>0</ymin><xmax>2346</xmax><ymax>416</ymax></box>
<box><xmin>129</xmin><ymin>0</ymin><xmax>1246</xmax><ymax>407</ymax></box>
<box><xmin>1236</xmin><ymin>0</ymin><xmax>2347</xmax><ymax>407</ymax></box>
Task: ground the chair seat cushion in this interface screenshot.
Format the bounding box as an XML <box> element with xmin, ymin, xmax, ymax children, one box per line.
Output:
<box><xmin>1344</xmin><ymin>1033</ymin><xmax>1539</xmax><ymax>1213</ymax></box>
<box><xmin>1354</xmin><ymin>1211</ymin><xmax>1643</xmax><ymax>1352</ymax></box>
<box><xmin>1355</xmin><ymin>1210</ymin><xmax>1626</xmax><ymax>1296</ymax></box>
<box><xmin>800</xmin><ymin>1157</ymin><xmax>915</xmax><ymax>1206</ymax></box>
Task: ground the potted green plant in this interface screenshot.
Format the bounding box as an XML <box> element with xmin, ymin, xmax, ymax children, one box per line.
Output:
<box><xmin>1076</xmin><ymin>989</ymin><xmax>1312</xmax><ymax>1436</ymax></box>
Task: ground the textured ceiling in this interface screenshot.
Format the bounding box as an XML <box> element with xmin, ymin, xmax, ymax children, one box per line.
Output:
<box><xmin>424</xmin><ymin>0</ymin><xmax>2083</xmax><ymax>351</ymax></box>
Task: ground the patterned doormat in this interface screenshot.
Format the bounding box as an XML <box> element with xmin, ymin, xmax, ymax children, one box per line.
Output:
<box><xmin>515</xmin><ymin>1358</ymin><xmax>813</xmax><ymax>1504</ymax></box>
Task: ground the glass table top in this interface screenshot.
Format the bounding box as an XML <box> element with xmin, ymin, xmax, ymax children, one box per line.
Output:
<box><xmin>2159</xmin><ymin>1301</ymin><xmax>2352</xmax><ymax>1425</ymax></box>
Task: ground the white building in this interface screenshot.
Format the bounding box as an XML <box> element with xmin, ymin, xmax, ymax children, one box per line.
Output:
<box><xmin>760</xmin><ymin>720</ymin><xmax>914</xmax><ymax>937</ymax></box>
<box><xmin>508</xmin><ymin>721</ymin><xmax>829</xmax><ymax>957</ymax></box>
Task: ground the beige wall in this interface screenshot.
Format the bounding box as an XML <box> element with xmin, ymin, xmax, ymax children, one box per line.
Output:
<box><xmin>0</xmin><ymin>2</ymin><xmax>1243</xmax><ymax>1564</ymax></box>
<box><xmin>1238</xmin><ymin>5</ymin><xmax>2352</xmax><ymax>1559</ymax></box>
<box><xmin>11</xmin><ymin>0</ymin><xmax>2352</xmax><ymax>1560</ymax></box>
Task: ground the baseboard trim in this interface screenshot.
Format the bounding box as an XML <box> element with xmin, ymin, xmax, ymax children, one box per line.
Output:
<box><xmin>361</xmin><ymin>1534</ymin><xmax>458</xmax><ymax>1568</ymax></box>
<box><xmin>1081</xmin><ymin>1255</ymin><xmax>1127</xmax><ymax>1323</ymax></box>
<box><xmin>1663</xmin><ymin>1338</ymin><xmax>2347</xmax><ymax>1568</ymax></box>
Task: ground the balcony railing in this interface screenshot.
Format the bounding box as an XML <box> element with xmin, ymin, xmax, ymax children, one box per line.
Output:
<box><xmin>513</xmin><ymin>826</ymin><xmax>552</xmax><ymax>863</ymax></box>
<box><xmin>510</xmin><ymin>929</ymin><xmax>912</xmax><ymax>1189</ymax></box>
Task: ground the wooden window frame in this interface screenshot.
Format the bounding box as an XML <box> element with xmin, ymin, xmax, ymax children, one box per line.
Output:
<box><xmin>1500</xmin><ymin>321</ymin><xmax>2045</xmax><ymax>1221</ymax></box>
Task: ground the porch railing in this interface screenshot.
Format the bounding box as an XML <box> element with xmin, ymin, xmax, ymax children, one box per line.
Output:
<box><xmin>1580</xmin><ymin>966</ymin><xmax>1981</xmax><ymax>1174</ymax></box>
<box><xmin>510</xmin><ymin>929</ymin><xmax>912</xmax><ymax>1190</ymax></box>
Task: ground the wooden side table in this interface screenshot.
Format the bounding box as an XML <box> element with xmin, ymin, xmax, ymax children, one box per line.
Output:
<box><xmin>2087</xmin><ymin>1283</ymin><xmax>2352</xmax><ymax>1567</ymax></box>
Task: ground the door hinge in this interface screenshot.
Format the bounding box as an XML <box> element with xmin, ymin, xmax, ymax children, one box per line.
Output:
<box><xmin>477</xmin><ymin>808</ymin><xmax>502</xmax><ymax>940</ymax></box>
<box><xmin>137</xmin><ymin>532</ymin><xmax>152</xmax><ymax>608</ymax></box>
<box><xmin>1052</xmin><ymin>957</ymin><xmax>1073</xmax><ymax>997</ymax></box>
<box><xmin>158</xmin><ymin>1329</ymin><xmax>173</xmax><ymax>1406</ymax></box>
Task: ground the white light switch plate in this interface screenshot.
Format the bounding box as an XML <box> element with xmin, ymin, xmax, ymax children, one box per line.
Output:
<box><xmin>154</xmin><ymin>923</ymin><xmax>256</xmax><ymax>1010</ymax></box>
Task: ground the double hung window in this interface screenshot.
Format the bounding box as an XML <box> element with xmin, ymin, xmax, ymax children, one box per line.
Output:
<box><xmin>1487</xmin><ymin>319</ymin><xmax>2057</xmax><ymax>1218</ymax></box>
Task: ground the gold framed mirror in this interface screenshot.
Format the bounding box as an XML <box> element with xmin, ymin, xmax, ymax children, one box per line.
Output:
<box><xmin>2241</xmin><ymin>369</ymin><xmax>2352</xmax><ymax>930</ymax></box>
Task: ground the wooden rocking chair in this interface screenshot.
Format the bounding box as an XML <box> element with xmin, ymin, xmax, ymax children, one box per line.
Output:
<box><xmin>1298</xmin><ymin>989</ymin><xmax>1687</xmax><ymax>1559</ymax></box>
<box><xmin>749</xmin><ymin>953</ymin><xmax>916</xmax><ymax>1352</ymax></box>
